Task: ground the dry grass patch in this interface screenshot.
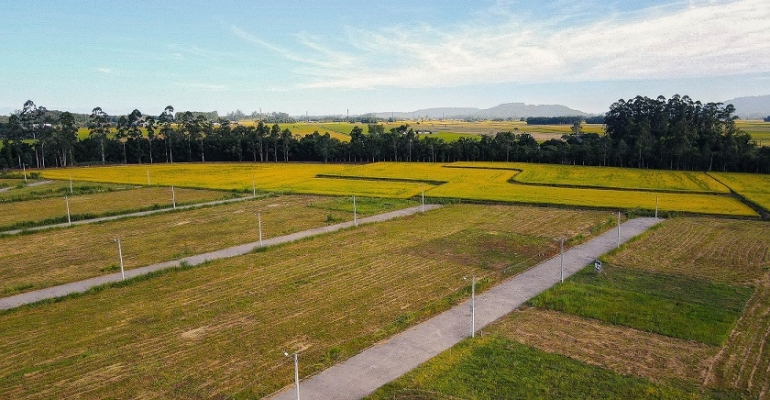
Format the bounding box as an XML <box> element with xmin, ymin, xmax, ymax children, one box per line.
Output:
<box><xmin>706</xmin><ymin>272</ymin><xmax>770</xmax><ymax>399</ymax></box>
<box><xmin>606</xmin><ymin>217</ymin><xmax>770</xmax><ymax>285</ymax></box>
<box><xmin>495</xmin><ymin>307</ymin><xmax>717</xmax><ymax>385</ymax></box>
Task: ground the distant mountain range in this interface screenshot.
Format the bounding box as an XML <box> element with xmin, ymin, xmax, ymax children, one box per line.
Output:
<box><xmin>722</xmin><ymin>95</ymin><xmax>770</xmax><ymax>119</ymax></box>
<box><xmin>372</xmin><ymin>102</ymin><xmax>589</xmax><ymax>120</ymax></box>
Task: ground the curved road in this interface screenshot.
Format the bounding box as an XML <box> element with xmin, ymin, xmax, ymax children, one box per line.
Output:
<box><xmin>267</xmin><ymin>217</ymin><xmax>662</xmax><ymax>400</ymax></box>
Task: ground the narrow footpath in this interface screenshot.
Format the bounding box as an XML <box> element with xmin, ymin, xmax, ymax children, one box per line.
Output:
<box><xmin>267</xmin><ymin>217</ymin><xmax>662</xmax><ymax>400</ymax></box>
<box><xmin>0</xmin><ymin>204</ymin><xmax>441</xmax><ymax>310</ymax></box>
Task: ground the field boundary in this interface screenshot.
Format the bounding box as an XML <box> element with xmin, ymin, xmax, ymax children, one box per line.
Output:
<box><xmin>0</xmin><ymin>204</ymin><xmax>441</xmax><ymax>311</ymax></box>
<box><xmin>267</xmin><ymin>217</ymin><xmax>661</xmax><ymax>400</ymax></box>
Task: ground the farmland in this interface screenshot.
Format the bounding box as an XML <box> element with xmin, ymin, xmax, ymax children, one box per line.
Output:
<box><xmin>0</xmin><ymin>186</ymin><xmax>237</xmax><ymax>231</ymax></box>
<box><xmin>39</xmin><ymin>162</ymin><xmax>761</xmax><ymax>217</ymax></box>
<box><xmin>0</xmin><ymin>204</ymin><xmax>612</xmax><ymax>399</ymax></box>
<box><xmin>710</xmin><ymin>172</ymin><xmax>770</xmax><ymax>212</ymax></box>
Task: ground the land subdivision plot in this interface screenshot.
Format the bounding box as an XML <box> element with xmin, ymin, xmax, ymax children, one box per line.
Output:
<box><xmin>366</xmin><ymin>216</ymin><xmax>768</xmax><ymax>399</ymax></box>
<box><xmin>0</xmin><ymin>180</ymin><xmax>130</xmax><ymax>202</ymax></box>
<box><xmin>604</xmin><ymin>217</ymin><xmax>770</xmax><ymax>398</ymax></box>
<box><xmin>0</xmin><ymin>185</ymin><xmax>236</xmax><ymax>230</ymax></box>
<box><xmin>0</xmin><ymin>204</ymin><xmax>611</xmax><ymax>399</ymax></box>
<box><xmin>0</xmin><ymin>195</ymin><xmax>414</xmax><ymax>296</ymax></box>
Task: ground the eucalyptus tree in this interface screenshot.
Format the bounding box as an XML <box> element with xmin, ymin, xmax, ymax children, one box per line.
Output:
<box><xmin>159</xmin><ymin>105</ymin><xmax>175</xmax><ymax>162</ymax></box>
<box><xmin>116</xmin><ymin>115</ymin><xmax>129</xmax><ymax>163</ymax></box>
<box><xmin>127</xmin><ymin>109</ymin><xmax>144</xmax><ymax>163</ymax></box>
<box><xmin>88</xmin><ymin>107</ymin><xmax>110</xmax><ymax>164</ymax></box>
<box><xmin>145</xmin><ymin>116</ymin><xmax>156</xmax><ymax>163</ymax></box>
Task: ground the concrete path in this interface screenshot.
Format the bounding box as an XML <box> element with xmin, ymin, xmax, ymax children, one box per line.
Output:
<box><xmin>0</xmin><ymin>205</ymin><xmax>441</xmax><ymax>310</ymax></box>
<box><xmin>0</xmin><ymin>195</ymin><xmax>259</xmax><ymax>236</ymax></box>
<box><xmin>267</xmin><ymin>217</ymin><xmax>662</xmax><ymax>400</ymax></box>
<box><xmin>0</xmin><ymin>179</ymin><xmax>52</xmax><ymax>193</ymax></box>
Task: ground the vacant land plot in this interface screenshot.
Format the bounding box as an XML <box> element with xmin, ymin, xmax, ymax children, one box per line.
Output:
<box><xmin>0</xmin><ymin>195</ymin><xmax>413</xmax><ymax>295</ymax></box>
<box><xmin>710</xmin><ymin>172</ymin><xmax>770</xmax><ymax>212</ymax></box>
<box><xmin>497</xmin><ymin>308</ymin><xmax>717</xmax><ymax>385</ymax></box>
<box><xmin>0</xmin><ymin>180</ymin><xmax>135</xmax><ymax>203</ymax></box>
<box><xmin>364</xmin><ymin>335</ymin><xmax>729</xmax><ymax>400</ymax></box>
<box><xmin>607</xmin><ymin>218</ymin><xmax>770</xmax><ymax>285</ymax></box>
<box><xmin>605</xmin><ymin>217</ymin><xmax>770</xmax><ymax>398</ymax></box>
<box><xmin>0</xmin><ymin>186</ymin><xmax>235</xmax><ymax>231</ymax></box>
<box><xmin>0</xmin><ymin>204</ymin><xmax>610</xmax><ymax>399</ymax></box>
<box><xmin>707</xmin><ymin>273</ymin><xmax>770</xmax><ymax>399</ymax></box>
<box><xmin>529</xmin><ymin>265</ymin><xmax>752</xmax><ymax>346</ymax></box>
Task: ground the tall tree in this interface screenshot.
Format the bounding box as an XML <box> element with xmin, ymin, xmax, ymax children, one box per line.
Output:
<box><xmin>88</xmin><ymin>107</ymin><xmax>110</xmax><ymax>164</ymax></box>
<box><xmin>159</xmin><ymin>105</ymin><xmax>175</xmax><ymax>163</ymax></box>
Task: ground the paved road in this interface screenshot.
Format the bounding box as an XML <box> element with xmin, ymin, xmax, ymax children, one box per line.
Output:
<box><xmin>267</xmin><ymin>217</ymin><xmax>662</xmax><ymax>400</ymax></box>
<box><xmin>0</xmin><ymin>204</ymin><xmax>441</xmax><ymax>310</ymax></box>
<box><xmin>0</xmin><ymin>195</ymin><xmax>259</xmax><ymax>235</ymax></box>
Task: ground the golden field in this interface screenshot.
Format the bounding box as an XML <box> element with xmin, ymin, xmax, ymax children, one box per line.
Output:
<box><xmin>38</xmin><ymin>162</ymin><xmax>760</xmax><ymax>217</ymax></box>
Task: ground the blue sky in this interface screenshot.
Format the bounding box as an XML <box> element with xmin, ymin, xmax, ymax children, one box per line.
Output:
<box><xmin>1</xmin><ymin>0</ymin><xmax>768</xmax><ymax>117</ymax></box>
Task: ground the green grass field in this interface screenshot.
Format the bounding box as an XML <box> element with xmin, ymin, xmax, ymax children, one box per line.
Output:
<box><xmin>0</xmin><ymin>204</ymin><xmax>611</xmax><ymax>399</ymax></box>
<box><xmin>529</xmin><ymin>265</ymin><xmax>752</xmax><ymax>346</ymax></box>
<box><xmin>365</xmin><ymin>335</ymin><xmax>737</xmax><ymax>400</ymax></box>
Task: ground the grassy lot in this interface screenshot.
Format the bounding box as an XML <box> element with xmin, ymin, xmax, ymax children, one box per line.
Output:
<box><xmin>0</xmin><ymin>180</ymin><xmax>138</xmax><ymax>203</ymax></box>
<box><xmin>0</xmin><ymin>186</ymin><xmax>237</xmax><ymax>231</ymax></box>
<box><xmin>528</xmin><ymin>265</ymin><xmax>753</xmax><ymax>346</ymax></box>
<box><xmin>710</xmin><ymin>172</ymin><xmax>770</xmax><ymax>212</ymax></box>
<box><xmin>364</xmin><ymin>335</ymin><xmax>737</xmax><ymax>400</ymax></box>
<box><xmin>496</xmin><ymin>308</ymin><xmax>717</xmax><ymax>386</ymax></box>
<box><xmin>0</xmin><ymin>195</ymin><xmax>415</xmax><ymax>295</ymax></box>
<box><xmin>606</xmin><ymin>217</ymin><xmax>770</xmax><ymax>398</ymax></box>
<box><xmin>606</xmin><ymin>217</ymin><xmax>770</xmax><ymax>285</ymax></box>
<box><xmin>39</xmin><ymin>163</ymin><xmax>760</xmax><ymax>217</ymax></box>
<box><xmin>0</xmin><ymin>204</ymin><xmax>611</xmax><ymax>399</ymax></box>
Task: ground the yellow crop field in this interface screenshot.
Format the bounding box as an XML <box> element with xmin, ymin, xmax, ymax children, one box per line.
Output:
<box><xmin>39</xmin><ymin>162</ymin><xmax>760</xmax><ymax>217</ymax></box>
<box><xmin>709</xmin><ymin>172</ymin><xmax>770</xmax><ymax>212</ymax></box>
<box><xmin>457</xmin><ymin>162</ymin><xmax>731</xmax><ymax>193</ymax></box>
<box><xmin>39</xmin><ymin>163</ymin><xmax>431</xmax><ymax>199</ymax></box>
<box><xmin>0</xmin><ymin>204</ymin><xmax>612</xmax><ymax>399</ymax></box>
<box><xmin>0</xmin><ymin>186</ymin><xmax>233</xmax><ymax>230</ymax></box>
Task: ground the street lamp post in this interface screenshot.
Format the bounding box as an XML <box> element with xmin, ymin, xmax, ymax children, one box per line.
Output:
<box><xmin>284</xmin><ymin>351</ymin><xmax>300</xmax><ymax>400</ymax></box>
<box><xmin>115</xmin><ymin>238</ymin><xmax>125</xmax><ymax>280</ymax></box>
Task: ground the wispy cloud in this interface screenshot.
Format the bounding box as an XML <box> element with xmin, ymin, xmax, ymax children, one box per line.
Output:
<box><xmin>96</xmin><ymin>67</ymin><xmax>111</xmax><ymax>74</ymax></box>
<box><xmin>249</xmin><ymin>0</ymin><xmax>770</xmax><ymax>90</ymax></box>
<box><xmin>174</xmin><ymin>82</ymin><xmax>229</xmax><ymax>91</ymax></box>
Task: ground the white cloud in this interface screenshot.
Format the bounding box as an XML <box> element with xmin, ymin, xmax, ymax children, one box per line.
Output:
<box><xmin>292</xmin><ymin>0</ymin><xmax>770</xmax><ymax>89</ymax></box>
<box><xmin>96</xmin><ymin>67</ymin><xmax>111</xmax><ymax>74</ymax></box>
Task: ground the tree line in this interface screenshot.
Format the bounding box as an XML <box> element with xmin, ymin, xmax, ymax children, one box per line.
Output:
<box><xmin>1</xmin><ymin>96</ymin><xmax>769</xmax><ymax>173</ymax></box>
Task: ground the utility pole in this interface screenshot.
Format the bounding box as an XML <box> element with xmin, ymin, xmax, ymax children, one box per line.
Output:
<box><xmin>171</xmin><ymin>186</ymin><xmax>176</xmax><ymax>210</ymax></box>
<box><xmin>115</xmin><ymin>238</ymin><xmax>125</xmax><ymax>280</ymax></box>
<box><xmin>258</xmin><ymin>212</ymin><xmax>263</xmax><ymax>247</ymax></box>
<box><xmin>560</xmin><ymin>236</ymin><xmax>564</xmax><ymax>283</ymax></box>
<box><xmin>65</xmin><ymin>196</ymin><xmax>71</xmax><ymax>226</ymax></box>
<box><xmin>353</xmin><ymin>196</ymin><xmax>357</xmax><ymax>226</ymax></box>
<box><xmin>617</xmin><ymin>211</ymin><xmax>621</xmax><ymax>248</ymax></box>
